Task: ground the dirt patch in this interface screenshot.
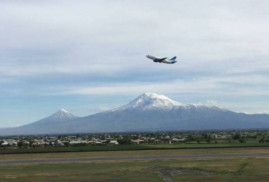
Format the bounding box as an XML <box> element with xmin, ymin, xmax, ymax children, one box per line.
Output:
<box><xmin>3</xmin><ymin>175</ymin><xmax>17</xmax><ymax>179</ymax></box>
<box><xmin>158</xmin><ymin>169</ymin><xmax>214</xmax><ymax>182</ymax></box>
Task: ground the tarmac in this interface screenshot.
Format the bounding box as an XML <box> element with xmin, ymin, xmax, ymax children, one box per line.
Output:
<box><xmin>0</xmin><ymin>152</ymin><xmax>268</xmax><ymax>165</ymax></box>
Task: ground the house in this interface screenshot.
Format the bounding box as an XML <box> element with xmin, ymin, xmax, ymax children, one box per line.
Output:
<box><xmin>109</xmin><ymin>140</ymin><xmax>119</xmax><ymax>145</ymax></box>
<box><xmin>1</xmin><ymin>140</ymin><xmax>9</xmax><ymax>146</ymax></box>
<box><xmin>131</xmin><ymin>139</ymin><xmax>144</xmax><ymax>144</ymax></box>
<box><xmin>55</xmin><ymin>140</ymin><xmax>64</xmax><ymax>146</ymax></box>
<box><xmin>171</xmin><ymin>138</ymin><xmax>186</xmax><ymax>143</ymax></box>
<box><xmin>69</xmin><ymin>140</ymin><xmax>87</xmax><ymax>145</ymax></box>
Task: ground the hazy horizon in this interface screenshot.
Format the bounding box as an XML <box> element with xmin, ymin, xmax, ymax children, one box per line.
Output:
<box><xmin>1</xmin><ymin>92</ymin><xmax>269</xmax><ymax>129</ymax></box>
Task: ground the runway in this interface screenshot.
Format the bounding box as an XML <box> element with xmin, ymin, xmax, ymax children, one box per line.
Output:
<box><xmin>0</xmin><ymin>153</ymin><xmax>268</xmax><ymax>165</ymax></box>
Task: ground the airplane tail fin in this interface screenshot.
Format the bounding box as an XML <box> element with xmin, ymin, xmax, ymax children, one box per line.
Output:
<box><xmin>170</xmin><ymin>56</ymin><xmax>177</xmax><ymax>63</ymax></box>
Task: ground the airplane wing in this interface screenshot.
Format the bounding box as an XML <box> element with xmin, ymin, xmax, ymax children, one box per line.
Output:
<box><xmin>159</xmin><ymin>57</ymin><xmax>167</xmax><ymax>61</ymax></box>
<box><xmin>146</xmin><ymin>55</ymin><xmax>157</xmax><ymax>60</ymax></box>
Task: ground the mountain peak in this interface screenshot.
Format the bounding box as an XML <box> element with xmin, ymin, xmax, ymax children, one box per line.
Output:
<box><xmin>141</xmin><ymin>93</ymin><xmax>176</xmax><ymax>100</ymax></box>
<box><xmin>59</xmin><ymin>108</ymin><xmax>69</xmax><ymax>113</ymax></box>
<box><xmin>19</xmin><ymin>109</ymin><xmax>79</xmax><ymax>129</ymax></box>
<box><xmin>118</xmin><ymin>93</ymin><xmax>183</xmax><ymax>110</ymax></box>
<box><xmin>48</xmin><ymin>109</ymin><xmax>78</xmax><ymax>120</ymax></box>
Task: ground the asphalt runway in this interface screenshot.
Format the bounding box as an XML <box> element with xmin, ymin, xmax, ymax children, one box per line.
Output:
<box><xmin>0</xmin><ymin>153</ymin><xmax>268</xmax><ymax>165</ymax></box>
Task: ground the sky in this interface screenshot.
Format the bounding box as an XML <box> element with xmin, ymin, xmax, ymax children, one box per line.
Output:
<box><xmin>1</xmin><ymin>0</ymin><xmax>269</xmax><ymax>127</ymax></box>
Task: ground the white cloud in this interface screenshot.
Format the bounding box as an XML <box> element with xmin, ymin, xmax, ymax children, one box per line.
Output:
<box><xmin>32</xmin><ymin>74</ymin><xmax>267</xmax><ymax>98</ymax></box>
<box><xmin>96</xmin><ymin>105</ymin><xmax>113</xmax><ymax>112</ymax></box>
<box><xmin>1</xmin><ymin>0</ymin><xmax>269</xmax><ymax>78</ymax></box>
<box><xmin>206</xmin><ymin>100</ymin><xmax>219</xmax><ymax>106</ymax></box>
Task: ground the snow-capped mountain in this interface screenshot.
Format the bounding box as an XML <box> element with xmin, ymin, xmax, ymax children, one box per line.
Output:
<box><xmin>1</xmin><ymin>93</ymin><xmax>269</xmax><ymax>135</ymax></box>
<box><xmin>24</xmin><ymin>109</ymin><xmax>79</xmax><ymax>126</ymax></box>
<box><xmin>116</xmin><ymin>93</ymin><xmax>228</xmax><ymax>112</ymax></box>
<box><xmin>117</xmin><ymin>93</ymin><xmax>182</xmax><ymax>110</ymax></box>
<box><xmin>0</xmin><ymin>109</ymin><xmax>79</xmax><ymax>135</ymax></box>
<box><xmin>42</xmin><ymin>109</ymin><xmax>78</xmax><ymax>122</ymax></box>
<box><xmin>61</xmin><ymin>93</ymin><xmax>269</xmax><ymax>133</ymax></box>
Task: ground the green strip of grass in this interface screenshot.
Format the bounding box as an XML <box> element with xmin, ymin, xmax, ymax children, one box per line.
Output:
<box><xmin>0</xmin><ymin>143</ymin><xmax>269</xmax><ymax>155</ymax></box>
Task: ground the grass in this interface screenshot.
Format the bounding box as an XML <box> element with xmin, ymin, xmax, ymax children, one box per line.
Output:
<box><xmin>0</xmin><ymin>156</ymin><xmax>268</xmax><ymax>182</ymax></box>
<box><xmin>0</xmin><ymin>146</ymin><xmax>268</xmax><ymax>181</ymax></box>
<box><xmin>171</xmin><ymin>157</ymin><xmax>269</xmax><ymax>182</ymax></box>
<box><xmin>0</xmin><ymin>147</ymin><xmax>268</xmax><ymax>161</ymax></box>
<box><xmin>1</xmin><ymin>142</ymin><xmax>269</xmax><ymax>155</ymax></box>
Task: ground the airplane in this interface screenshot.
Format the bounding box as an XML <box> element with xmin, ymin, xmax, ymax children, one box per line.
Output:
<box><xmin>146</xmin><ymin>55</ymin><xmax>177</xmax><ymax>64</ymax></box>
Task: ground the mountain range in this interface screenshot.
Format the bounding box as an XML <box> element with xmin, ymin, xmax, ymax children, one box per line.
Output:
<box><xmin>1</xmin><ymin>93</ymin><xmax>269</xmax><ymax>135</ymax></box>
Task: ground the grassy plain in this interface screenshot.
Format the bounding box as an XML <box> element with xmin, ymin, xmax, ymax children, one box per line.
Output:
<box><xmin>0</xmin><ymin>147</ymin><xmax>268</xmax><ymax>161</ymax></box>
<box><xmin>0</xmin><ymin>156</ymin><xmax>268</xmax><ymax>182</ymax></box>
<box><xmin>0</xmin><ymin>147</ymin><xmax>268</xmax><ymax>182</ymax></box>
<box><xmin>1</xmin><ymin>142</ymin><xmax>269</xmax><ymax>155</ymax></box>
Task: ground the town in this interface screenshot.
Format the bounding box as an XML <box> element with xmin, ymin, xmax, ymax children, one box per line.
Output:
<box><xmin>1</xmin><ymin>129</ymin><xmax>268</xmax><ymax>150</ymax></box>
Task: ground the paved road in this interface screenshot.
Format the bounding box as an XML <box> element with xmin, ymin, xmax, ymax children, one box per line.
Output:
<box><xmin>0</xmin><ymin>153</ymin><xmax>268</xmax><ymax>165</ymax></box>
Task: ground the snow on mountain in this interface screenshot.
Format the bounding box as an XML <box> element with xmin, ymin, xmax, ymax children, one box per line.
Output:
<box><xmin>115</xmin><ymin>93</ymin><xmax>226</xmax><ymax>113</ymax></box>
<box><xmin>46</xmin><ymin>109</ymin><xmax>78</xmax><ymax>121</ymax></box>
<box><xmin>0</xmin><ymin>109</ymin><xmax>80</xmax><ymax>135</ymax></box>
<box><xmin>16</xmin><ymin>109</ymin><xmax>79</xmax><ymax>130</ymax></box>
<box><xmin>117</xmin><ymin>93</ymin><xmax>183</xmax><ymax>110</ymax></box>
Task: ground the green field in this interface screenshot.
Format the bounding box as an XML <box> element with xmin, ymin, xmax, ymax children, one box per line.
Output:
<box><xmin>1</xmin><ymin>143</ymin><xmax>269</xmax><ymax>154</ymax></box>
<box><xmin>0</xmin><ymin>147</ymin><xmax>268</xmax><ymax>161</ymax></box>
<box><xmin>0</xmin><ymin>156</ymin><xmax>268</xmax><ymax>182</ymax></box>
<box><xmin>0</xmin><ymin>147</ymin><xmax>268</xmax><ymax>182</ymax></box>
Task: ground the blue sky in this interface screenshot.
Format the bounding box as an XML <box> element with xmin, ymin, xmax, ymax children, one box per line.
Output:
<box><xmin>1</xmin><ymin>0</ymin><xmax>269</xmax><ymax>127</ymax></box>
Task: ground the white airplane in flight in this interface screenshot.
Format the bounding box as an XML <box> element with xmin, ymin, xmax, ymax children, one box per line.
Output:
<box><xmin>146</xmin><ymin>55</ymin><xmax>177</xmax><ymax>64</ymax></box>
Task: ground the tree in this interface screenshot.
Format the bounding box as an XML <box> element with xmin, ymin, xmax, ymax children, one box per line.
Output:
<box><xmin>17</xmin><ymin>140</ymin><xmax>23</xmax><ymax>148</ymax></box>
<box><xmin>206</xmin><ymin>137</ymin><xmax>211</xmax><ymax>143</ymax></box>
<box><xmin>117</xmin><ymin>138</ymin><xmax>132</xmax><ymax>145</ymax></box>
<box><xmin>232</xmin><ymin>133</ymin><xmax>241</xmax><ymax>140</ymax></box>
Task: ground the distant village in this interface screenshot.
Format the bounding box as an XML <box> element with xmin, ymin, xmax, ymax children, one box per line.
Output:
<box><xmin>1</xmin><ymin>130</ymin><xmax>268</xmax><ymax>148</ymax></box>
